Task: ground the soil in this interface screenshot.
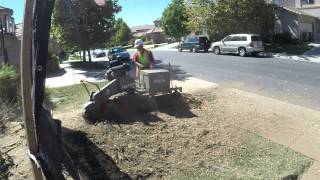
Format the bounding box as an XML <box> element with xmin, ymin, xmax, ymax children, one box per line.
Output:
<box><xmin>1</xmin><ymin>86</ymin><xmax>318</xmax><ymax>179</ymax></box>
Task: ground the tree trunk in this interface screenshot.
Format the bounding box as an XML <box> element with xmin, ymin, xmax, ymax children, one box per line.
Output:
<box><xmin>79</xmin><ymin>50</ymin><xmax>82</xmax><ymax>60</ymax></box>
<box><xmin>82</xmin><ymin>50</ymin><xmax>86</xmax><ymax>62</ymax></box>
<box><xmin>87</xmin><ymin>49</ymin><xmax>91</xmax><ymax>62</ymax></box>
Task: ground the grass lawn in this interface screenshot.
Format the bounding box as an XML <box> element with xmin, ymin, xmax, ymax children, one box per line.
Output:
<box><xmin>47</xmin><ymin>84</ymin><xmax>313</xmax><ymax>179</ymax></box>
<box><xmin>264</xmin><ymin>43</ymin><xmax>313</xmax><ymax>55</ymax></box>
<box><xmin>46</xmin><ymin>81</ymin><xmax>107</xmax><ymax>111</ymax></box>
<box><xmin>171</xmin><ymin>133</ymin><xmax>312</xmax><ymax>180</ymax></box>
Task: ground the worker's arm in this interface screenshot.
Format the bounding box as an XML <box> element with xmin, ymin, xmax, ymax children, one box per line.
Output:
<box><xmin>149</xmin><ymin>51</ymin><xmax>155</xmax><ymax>69</ymax></box>
<box><xmin>133</xmin><ymin>53</ymin><xmax>143</xmax><ymax>68</ymax></box>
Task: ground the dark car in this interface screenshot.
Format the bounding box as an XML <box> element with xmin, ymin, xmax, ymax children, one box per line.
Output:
<box><xmin>92</xmin><ymin>49</ymin><xmax>106</xmax><ymax>58</ymax></box>
<box><xmin>107</xmin><ymin>47</ymin><xmax>130</xmax><ymax>61</ymax></box>
<box><xmin>178</xmin><ymin>36</ymin><xmax>211</xmax><ymax>53</ymax></box>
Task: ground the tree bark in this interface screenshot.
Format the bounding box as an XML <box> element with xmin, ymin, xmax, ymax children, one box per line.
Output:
<box><xmin>82</xmin><ymin>50</ymin><xmax>86</xmax><ymax>62</ymax></box>
<box><xmin>87</xmin><ymin>49</ymin><xmax>91</xmax><ymax>62</ymax></box>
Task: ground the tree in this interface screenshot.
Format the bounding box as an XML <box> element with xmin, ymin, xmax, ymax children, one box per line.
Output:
<box><xmin>52</xmin><ymin>0</ymin><xmax>121</xmax><ymax>62</ymax></box>
<box><xmin>161</xmin><ymin>0</ymin><xmax>189</xmax><ymax>39</ymax></box>
<box><xmin>114</xmin><ymin>18</ymin><xmax>132</xmax><ymax>46</ymax></box>
<box><xmin>212</xmin><ymin>0</ymin><xmax>275</xmax><ymax>39</ymax></box>
<box><xmin>186</xmin><ymin>0</ymin><xmax>275</xmax><ymax>40</ymax></box>
<box><xmin>185</xmin><ymin>0</ymin><xmax>216</xmax><ymax>35</ymax></box>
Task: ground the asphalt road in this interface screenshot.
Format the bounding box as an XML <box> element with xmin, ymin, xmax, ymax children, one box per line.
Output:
<box><xmin>147</xmin><ymin>50</ymin><xmax>320</xmax><ymax>111</ymax></box>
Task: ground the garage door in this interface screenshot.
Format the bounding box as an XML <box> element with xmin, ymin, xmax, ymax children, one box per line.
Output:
<box><xmin>300</xmin><ymin>23</ymin><xmax>313</xmax><ymax>33</ymax></box>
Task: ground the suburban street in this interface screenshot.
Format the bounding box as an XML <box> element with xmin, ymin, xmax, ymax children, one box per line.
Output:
<box><xmin>146</xmin><ymin>50</ymin><xmax>320</xmax><ymax>111</ymax></box>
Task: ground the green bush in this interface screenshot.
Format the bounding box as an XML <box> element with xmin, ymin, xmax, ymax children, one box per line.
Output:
<box><xmin>0</xmin><ymin>65</ymin><xmax>19</xmax><ymax>102</ymax></box>
<box><xmin>273</xmin><ymin>33</ymin><xmax>299</xmax><ymax>44</ymax></box>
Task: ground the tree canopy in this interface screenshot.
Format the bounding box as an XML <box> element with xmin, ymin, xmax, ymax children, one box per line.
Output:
<box><xmin>185</xmin><ymin>0</ymin><xmax>275</xmax><ymax>40</ymax></box>
<box><xmin>52</xmin><ymin>0</ymin><xmax>121</xmax><ymax>53</ymax></box>
<box><xmin>113</xmin><ymin>18</ymin><xmax>132</xmax><ymax>46</ymax></box>
<box><xmin>161</xmin><ymin>0</ymin><xmax>189</xmax><ymax>39</ymax></box>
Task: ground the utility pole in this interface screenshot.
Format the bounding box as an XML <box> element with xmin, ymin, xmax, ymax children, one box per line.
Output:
<box><xmin>0</xmin><ymin>18</ymin><xmax>9</xmax><ymax>64</ymax></box>
<box><xmin>20</xmin><ymin>0</ymin><xmax>44</xmax><ymax>179</ymax></box>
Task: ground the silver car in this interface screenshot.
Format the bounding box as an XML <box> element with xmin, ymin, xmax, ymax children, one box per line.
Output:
<box><xmin>211</xmin><ymin>34</ymin><xmax>264</xmax><ymax>57</ymax></box>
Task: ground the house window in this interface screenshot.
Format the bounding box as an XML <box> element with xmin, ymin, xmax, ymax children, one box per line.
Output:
<box><xmin>302</xmin><ymin>0</ymin><xmax>315</xmax><ymax>5</ymax></box>
<box><xmin>6</xmin><ymin>16</ymin><xmax>15</xmax><ymax>34</ymax></box>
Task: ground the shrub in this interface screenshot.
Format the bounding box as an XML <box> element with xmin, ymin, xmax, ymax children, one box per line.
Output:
<box><xmin>273</xmin><ymin>32</ymin><xmax>299</xmax><ymax>44</ymax></box>
<box><xmin>0</xmin><ymin>65</ymin><xmax>19</xmax><ymax>102</ymax></box>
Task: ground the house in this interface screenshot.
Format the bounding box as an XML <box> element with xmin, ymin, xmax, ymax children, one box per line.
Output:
<box><xmin>0</xmin><ymin>6</ymin><xmax>20</xmax><ymax>67</ymax></box>
<box><xmin>131</xmin><ymin>18</ymin><xmax>167</xmax><ymax>44</ymax></box>
<box><xmin>269</xmin><ymin>0</ymin><xmax>320</xmax><ymax>41</ymax></box>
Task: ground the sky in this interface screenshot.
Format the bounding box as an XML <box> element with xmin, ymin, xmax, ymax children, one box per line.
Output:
<box><xmin>0</xmin><ymin>0</ymin><xmax>171</xmax><ymax>27</ymax></box>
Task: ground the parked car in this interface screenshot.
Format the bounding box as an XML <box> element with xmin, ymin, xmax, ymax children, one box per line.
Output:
<box><xmin>211</xmin><ymin>34</ymin><xmax>264</xmax><ymax>57</ymax></box>
<box><xmin>107</xmin><ymin>47</ymin><xmax>130</xmax><ymax>61</ymax></box>
<box><xmin>178</xmin><ymin>36</ymin><xmax>211</xmax><ymax>53</ymax></box>
<box><xmin>92</xmin><ymin>49</ymin><xmax>106</xmax><ymax>58</ymax></box>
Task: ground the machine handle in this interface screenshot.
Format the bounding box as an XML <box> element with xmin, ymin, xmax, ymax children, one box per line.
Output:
<box><xmin>80</xmin><ymin>80</ymin><xmax>101</xmax><ymax>97</ymax></box>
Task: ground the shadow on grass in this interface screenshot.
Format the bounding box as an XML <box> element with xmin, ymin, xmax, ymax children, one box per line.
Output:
<box><xmin>69</xmin><ymin>61</ymin><xmax>107</xmax><ymax>70</ymax></box>
<box><xmin>62</xmin><ymin>127</ymin><xmax>131</xmax><ymax>180</ymax></box>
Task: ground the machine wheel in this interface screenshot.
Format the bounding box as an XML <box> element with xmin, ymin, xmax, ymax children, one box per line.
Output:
<box><xmin>239</xmin><ymin>47</ymin><xmax>247</xmax><ymax>57</ymax></box>
<box><xmin>214</xmin><ymin>47</ymin><xmax>220</xmax><ymax>55</ymax></box>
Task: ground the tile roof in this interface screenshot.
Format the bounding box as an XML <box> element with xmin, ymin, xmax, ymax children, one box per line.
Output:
<box><xmin>131</xmin><ymin>25</ymin><xmax>155</xmax><ymax>33</ymax></box>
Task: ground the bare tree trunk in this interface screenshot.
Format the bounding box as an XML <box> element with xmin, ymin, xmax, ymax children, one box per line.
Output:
<box><xmin>87</xmin><ymin>49</ymin><xmax>91</xmax><ymax>62</ymax></box>
<box><xmin>82</xmin><ymin>50</ymin><xmax>86</xmax><ymax>62</ymax></box>
<box><xmin>79</xmin><ymin>50</ymin><xmax>82</xmax><ymax>60</ymax></box>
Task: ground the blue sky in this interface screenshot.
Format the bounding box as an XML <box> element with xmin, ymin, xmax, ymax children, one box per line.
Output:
<box><xmin>1</xmin><ymin>0</ymin><xmax>171</xmax><ymax>27</ymax></box>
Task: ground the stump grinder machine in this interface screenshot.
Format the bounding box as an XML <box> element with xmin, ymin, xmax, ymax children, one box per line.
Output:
<box><xmin>81</xmin><ymin>58</ymin><xmax>182</xmax><ymax>123</ymax></box>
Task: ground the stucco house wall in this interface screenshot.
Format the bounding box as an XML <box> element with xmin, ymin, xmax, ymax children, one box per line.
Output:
<box><xmin>0</xmin><ymin>6</ymin><xmax>20</xmax><ymax>67</ymax></box>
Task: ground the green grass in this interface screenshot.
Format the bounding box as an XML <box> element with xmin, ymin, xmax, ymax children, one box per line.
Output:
<box><xmin>265</xmin><ymin>43</ymin><xmax>313</xmax><ymax>55</ymax></box>
<box><xmin>68</xmin><ymin>55</ymin><xmax>81</xmax><ymax>61</ymax></box>
<box><xmin>171</xmin><ymin>133</ymin><xmax>312</xmax><ymax>180</ymax></box>
<box><xmin>47</xmin><ymin>81</ymin><xmax>108</xmax><ymax>111</ymax></box>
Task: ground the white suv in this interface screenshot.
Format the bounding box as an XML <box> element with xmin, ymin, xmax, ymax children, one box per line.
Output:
<box><xmin>211</xmin><ymin>34</ymin><xmax>264</xmax><ymax>57</ymax></box>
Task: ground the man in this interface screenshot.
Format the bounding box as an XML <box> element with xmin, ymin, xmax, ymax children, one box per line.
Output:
<box><xmin>133</xmin><ymin>39</ymin><xmax>154</xmax><ymax>78</ymax></box>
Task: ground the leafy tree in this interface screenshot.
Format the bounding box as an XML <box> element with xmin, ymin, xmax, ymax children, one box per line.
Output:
<box><xmin>186</xmin><ymin>0</ymin><xmax>275</xmax><ymax>40</ymax></box>
<box><xmin>212</xmin><ymin>0</ymin><xmax>275</xmax><ymax>39</ymax></box>
<box><xmin>52</xmin><ymin>0</ymin><xmax>121</xmax><ymax>62</ymax></box>
<box><xmin>113</xmin><ymin>18</ymin><xmax>132</xmax><ymax>46</ymax></box>
<box><xmin>185</xmin><ymin>0</ymin><xmax>216</xmax><ymax>35</ymax></box>
<box><xmin>161</xmin><ymin>0</ymin><xmax>189</xmax><ymax>39</ymax></box>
